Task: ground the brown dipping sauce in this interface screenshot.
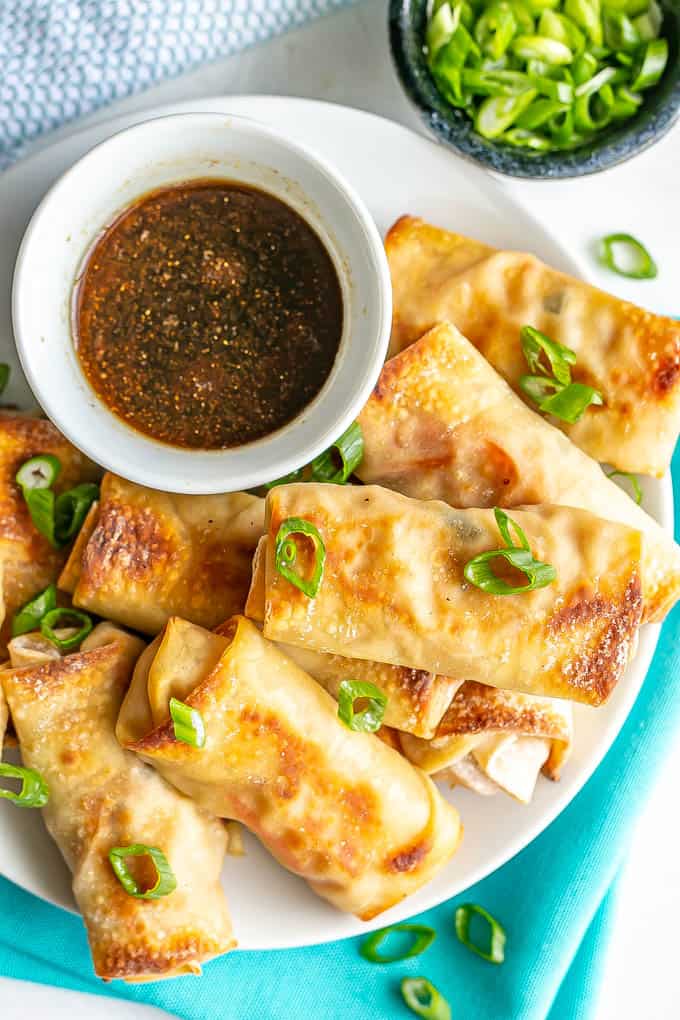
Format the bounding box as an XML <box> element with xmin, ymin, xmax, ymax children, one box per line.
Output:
<box><xmin>74</xmin><ymin>180</ymin><xmax>344</xmax><ymax>449</ymax></box>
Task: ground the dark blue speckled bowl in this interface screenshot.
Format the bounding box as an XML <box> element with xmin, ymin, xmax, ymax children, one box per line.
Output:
<box><xmin>389</xmin><ymin>0</ymin><xmax>680</xmax><ymax>179</ymax></box>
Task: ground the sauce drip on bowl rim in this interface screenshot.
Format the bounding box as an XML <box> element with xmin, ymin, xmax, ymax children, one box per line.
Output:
<box><xmin>73</xmin><ymin>179</ymin><xmax>344</xmax><ymax>450</ymax></box>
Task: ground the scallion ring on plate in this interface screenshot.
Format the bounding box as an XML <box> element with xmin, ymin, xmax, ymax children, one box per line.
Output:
<box><xmin>520</xmin><ymin>325</ymin><xmax>576</xmax><ymax>385</ymax></box>
<box><xmin>599</xmin><ymin>232</ymin><xmax>658</xmax><ymax>279</ymax></box>
<box><xmin>169</xmin><ymin>697</ymin><xmax>206</xmax><ymax>749</ymax></box>
<box><xmin>11</xmin><ymin>583</ymin><xmax>58</xmax><ymax>638</ymax></box>
<box><xmin>54</xmin><ymin>483</ymin><xmax>100</xmax><ymax>545</ymax></box>
<box><xmin>274</xmin><ymin>517</ymin><xmax>326</xmax><ymax>598</ymax></box>
<box><xmin>464</xmin><ymin>545</ymin><xmax>557</xmax><ymax>594</ymax></box>
<box><xmin>40</xmin><ymin>608</ymin><xmax>93</xmax><ymax>652</ymax></box>
<box><xmin>0</xmin><ymin>363</ymin><xmax>9</xmax><ymax>396</ymax></box>
<box><xmin>360</xmin><ymin>923</ymin><xmax>436</xmax><ymax>963</ymax></box>
<box><xmin>108</xmin><ymin>844</ymin><xmax>177</xmax><ymax>900</ymax></box>
<box><xmin>494</xmin><ymin>506</ymin><xmax>530</xmax><ymax>551</ymax></box>
<box><xmin>310</xmin><ymin>421</ymin><xmax>365</xmax><ymax>484</ymax></box>
<box><xmin>0</xmin><ymin>763</ymin><xmax>49</xmax><ymax>809</ymax></box>
<box><xmin>337</xmin><ymin>679</ymin><xmax>388</xmax><ymax>733</ymax></box>
<box><xmin>401</xmin><ymin>977</ymin><xmax>452</xmax><ymax>1020</ymax></box>
<box><xmin>538</xmin><ymin>381</ymin><xmax>604</xmax><ymax>422</ymax></box>
<box><xmin>606</xmin><ymin>469</ymin><xmax>643</xmax><ymax>506</ymax></box>
<box><xmin>15</xmin><ymin>453</ymin><xmax>61</xmax><ymax>491</ymax></box>
<box><xmin>455</xmin><ymin>902</ymin><xmax>507</xmax><ymax>963</ymax></box>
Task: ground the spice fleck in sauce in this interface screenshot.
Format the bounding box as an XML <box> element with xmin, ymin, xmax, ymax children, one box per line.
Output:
<box><xmin>74</xmin><ymin>180</ymin><xmax>344</xmax><ymax>449</ymax></box>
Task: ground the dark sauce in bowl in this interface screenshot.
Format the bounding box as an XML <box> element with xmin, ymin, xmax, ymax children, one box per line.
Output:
<box><xmin>74</xmin><ymin>180</ymin><xmax>344</xmax><ymax>449</ymax></box>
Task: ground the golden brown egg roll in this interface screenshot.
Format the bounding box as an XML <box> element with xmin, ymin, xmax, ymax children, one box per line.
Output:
<box><xmin>399</xmin><ymin>682</ymin><xmax>573</xmax><ymax>805</ymax></box>
<box><xmin>0</xmin><ymin>413</ymin><xmax>100</xmax><ymax>649</ymax></box>
<box><xmin>245</xmin><ymin>537</ymin><xmax>459</xmax><ymax>738</ymax></box>
<box><xmin>117</xmin><ymin>615</ymin><xmax>462</xmax><ymax>921</ymax></box>
<box><xmin>386</xmin><ymin>216</ymin><xmax>680</xmax><ymax>476</ymax></box>
<box><xmin>255</xmin><ymin>484</ymin><xmax>642</xmax><ymax>705</ymax></box>
<box><xmin>2</xmin><ymin>622</ymin><xmax>235</xmax><ymax>981</ymax></box>
<box><xmin>357</xmin><ymin>322</ymin><xmax>680</xmax><ymax>623</ymax></box>
<box><xmin>59</xmin><ymin>473</ymin><xmax>264</xmax><ymax>634</ymax></box>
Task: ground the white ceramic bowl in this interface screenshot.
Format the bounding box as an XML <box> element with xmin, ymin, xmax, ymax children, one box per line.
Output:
<box><xmin>12</xmin><ymin>112</ymin><xmax>391</xmax><ymax>493</ymax></box>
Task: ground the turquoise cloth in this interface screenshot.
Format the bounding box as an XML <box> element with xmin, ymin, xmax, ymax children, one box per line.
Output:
<box><xmin>1</xmin><ymin>450</ymin><xmax>678</xmax><ymax>1017</ymax></box>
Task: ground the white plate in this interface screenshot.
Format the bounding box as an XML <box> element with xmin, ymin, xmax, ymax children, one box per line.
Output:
<box><xmin>0</xmin><ymin>95</ymin><xmax>668</xmax><ymax>951</ymax></box>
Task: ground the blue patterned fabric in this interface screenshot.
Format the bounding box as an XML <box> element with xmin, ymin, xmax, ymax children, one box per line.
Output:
<box><xmin>0</xmin><ymin>0</ymin><xmax>354</xmax><ymax>168</ymax></box>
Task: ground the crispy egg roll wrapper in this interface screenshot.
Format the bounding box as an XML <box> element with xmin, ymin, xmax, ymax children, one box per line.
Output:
<box><xmin>0</xmin><ymin>413</ymin><xmax>100</xmax><ymax>649</ymax></box>
<box><xmin>2</xmin><ymin>623</ymin><xmax>235</xmax><ymax>981</ymax></box>
<box><xmin>256</xmin><ymin>484</ymin><xmax>642</xmax><ymax>705</ymax></box>
<box><xmin>118</xmin><ymin>615</ymin><xmax>462</xmax><ymax>921</ymax></box>
<box><xmin>386</xmin><ymin>216</ymin><xmax>680</xmax><ymax>477</ymax></box>
<box><xmin>400</xmin><ymin>682</ymin><xmax>572</xmax><ymax>805</ymax></box>
<box><xmin>357</xmin><ymin>323</ymin><xmax>680</xmax><ymax>623</ymax></box>
<box><xmin>245</xmin><ymin>537</ymin><xmax>459</xmax><ymax>738</ymax></box>
<box><xmin>59</xmin><ymin>473</ymin><xmax>264</xmax><ymax>635</ymax></box>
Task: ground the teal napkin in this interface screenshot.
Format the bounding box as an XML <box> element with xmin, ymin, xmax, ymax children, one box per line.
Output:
<box><xmin>1</xmin><ymin>445</ymin><xmax>679</xmax><ymax>1018</ymax></box>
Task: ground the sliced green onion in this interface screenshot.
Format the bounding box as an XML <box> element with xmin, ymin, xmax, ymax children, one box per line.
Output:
<box><xmin>574</xmin><ymin>65</ymin><xmax>619</xmax><ymax>97</ymax></box>
<box><xmin>606</xmin><ymin>469</ymin><xmax>643</xmax><ymax>506</ymax></box>
<box><xmin>464</xmin><ymin>543</ymin><xmax>556</xmax><ymax>594</ymax></box>
<box><xmin>401</xmin><ymin>977</ymin><xmax>452</xmax><ymax>1020</ymax></box>
<box><xmin>40</xmin><ymin>608</ymin><xmax>93</xmax><ymax>651</ymax></box>
<box><xmin>16</xmin><ymin>454</ymin><xmax>61</xmax><ymax>490</ymax></box>
<box><xmin>274</xmin><ymin>517</ymin><xmax>326</xmax><ymax>598</ymax></box>
<box><xmin>475</xmin><ymin>3</ymin><xmax>518</xmax><ymax>60</ymax></box>
<box><xmin>265</xmin><ymin>468</ymin><xmax>304</xmax><ymax>490</ymax></box>
<box><xmin>564</xmin><ymin>0</ymin><xmax>603</xmax><ymax>45</ymax></box>
<box><xmin>502</xmin><ymin>127</ymin><xmax>553</xmax><ymax>149</ymax></box>
<box><xmin>475</xmin><ymin>87</ymin><xmax>537</xmax><ymax>136</ymax></box>
<box><xmin>462</xmin><ymin>67</ymin><xmax>523</xmax><ymax>95</ymax></box>
<box><xmin>360</xmin><ymin>924</ymin><xmax>436</xmax><ymax>963</ymax></box>
<box><xmin>511</xmin><ymin>33</ymin><xmax>573</xmax><ymax>63</ymax></box>
<box><xmin>54</xmin><ymin>483</ymin><xmax>99</xmax><ymax>545</ymax></box>
<box><xmin>426</xmin><ymin>1</ymin><xmax>458</xmax><ymax>59</ymax></box>
<box><xmin>517</xmin><ymin>97</ymin><xmax>567</xmax><ymax>128</ymax></box>
<box><xmin>610</xmin><ymin>84</ymin><xmax>643</xmax><ymax>118</ymax></box>
<box><xmin>630</xmin><ymin>37</ymin><xmax>668</xmax><ymax>90</ymax></box>
<box><xmin>108</xmin><ymin>844</ymin><xmax>177</xmax><ymax>900</ymax></box>
<box><xmin>0</xmin><ymin>763</ymin><xmax>49</xmax><ymax>808</ymax></box>
<box><xmin>0</xmin><ymin>364</ymin><xmax>9</xmax><ymax>397</ymax></box>
<box><xmin>531</xmin><ymin>74</ymin><xmax>574</xmax><ymax>102</ymax></box>
<box><xmin>507</xmin><ymin>0</ymin><xmax>536</xmax><ymax>33</ymax></box>
<box><xmin>603</xmin><ymin>9</ymin><xmax>640</xmax><ymax>51</ymax></box>
<box><xmin>539</xmin><ymin>9</ymin><xmax>585</xmax><ymax>52</ymax></box>
<box><xmin>574</xmin><ymin>85</ymin><xmax>615</xmax><ymax>131</ymax></box>
<box><xmin>494</xmin><ymin>506</ymin><xmax>530</xmax><ymax>550</ymax></box>
<box><xmin>538</xmin><ymin>381</ymin><xmax>604</xmax><ymax>422</ymax></box>
<box><xmin>546</xmin><ymin>105</ymin><xmax>575</xmax><ymax>143</ymax></box>
<box><xmin>633</xmin><ymin>1</ymin><xmax>662</xmax><ymax>42</ymax></box>
<box><xmin>524</xmin><ymin>0</ymin><xmax>560</xmax><ymax>12</ymax></box>
<box><xmin>455</xmin><ymin>903</ymin><xmax>506</xmax><ymax>963</ymax></box>
<box><xmin>22</xmin><ymin>487</ymin><xmax>56</xmax><ymax>545</ymax></box>
<box><xmin>520</xmin><ymin>325</ymin><xmax>576</xmax><ymax>385</ymax></box>
<box><xmin>169</xmin><ymin>697</ymin><xmax>206</xmax><ymax>749</ymax></box>
<box><xmin>519</xmin><ymin>374</ymin><xmax>563</xmax><ymax>404</ymax></box>
<box><xmin>602</xmin><ymin>0</ymin><xmax>652</xmax><ymax>14</ymax></box>
<box><xmin>310</xmin><ymin>422</ymin><xmax>364</xmax><ymax>484</ymax></box>
<box><xmin>12</xmin><ymin>584</ymin><xmax>57</xmax><ymax>637</ymax></box>
<box><xmin>599</xmin><ymin>232</ymin><xmax>658</xmax><ymax>279</ymax></box>
<box><xmin>572</xmin><ymin>49</ymin><xmax>598</xmax><ymax>84</ymax></box>
<box><xmin>337</xmin><ymin>679</ymin><xmax>388</xmax><ymax>733</ymax></box>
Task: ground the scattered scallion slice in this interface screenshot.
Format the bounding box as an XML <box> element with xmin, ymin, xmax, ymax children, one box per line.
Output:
<box><xmin>337</xmin><ymin>679</ymin><xmax>387</xmax><ymax>733</ymax></box>
<box><xmin>16</xmin><ymin>454</ymin><xmax>61</xmax><ymax>490</ymax></box>
<box><xmin>0</xmin><ymin>763</ymin><xmax>49</xmax><ymax>809</ymax></box>
<box><xmin>108</xmin><ymin>844</ymin><xmax>177</xmax><ymax>900</ymax></box>
<box><xmin>274</xmin><ymin>517</ymin><xmax>326</xmax><ymax>598</ymax></box>
<box><xmin>169</xmin><ymin>697</ymin><xmax>206</xmax><ymax>749</ymax></box>
<box><xmin>475</xmin><ymin>88</ymin><xmax>538</xmax><ymax>137</ymax></box>
<box><xmin>630</xmin><ymin>37</ymin><xmax>668</xmax><ymax>90</ymax></box>
<box><xmin>519</xmin><ymin>324</ymin><xmax>603</xmax><ymax>422</ymax></box>
<box><xmin>401</xmin><ymin>977</ymin><xmax>451</xmax><ymax>1020</ymax></box>
<box><xmin>512</xmin><ymin>33</ymin><xmax>573</xmax><ymax>62</ymax></box>
<box><xmin>12</xmin><ymin>584</ymin><xmax>58</xmax><ymax>638</ymax></box>
<box><xmin>360</xmin><ymin>924</ymin><xmax>436</xmax><ymax>963</ymax></box>
<box><xmin>54</xmin><ymin>483</ymin><xmax>100</xmax><ymax>544</ymax></box>
<box><xmin>0</xmin><ymin>363</ymin><xmax>9</xmax><ymax>397</ymax></box>
<box><xmin>599</xmin><ymin>232</ymin><xmax>658</xmax><ymax>279</ymax></box>
<box><xmin>520</xmin><ymin>325</ymin><xmax>576</xmax><ymax>385</ymax></box>
<box><xmin>606</xmin><ymin>469</ymin><xmax>643</xmax><ymax>505</ymax></box>
<box><xmin>265</xmin><ymin>468</ymin><xmax>304</xmax><ymax>490</ymax></box>
<box><xmin>455</xmin><ymin>903</ymin><xmax>507</xmax><ymax>963</ymax></box>
<box><xmin>464</xmin><ymin>509</ymin><xmax>556</xmax><ymax>595</ymax></box>
<box><xmin>537</xmin><ymin>381</ymin><xmax>604</xmax><ymax>422</ymax></box>
<box><xmin>475</xmin><ymin>3</ymin><xmax>518</xmax><ymax>60</ymax></box>
<box><xmin>40</xmin><ymin>608</ymin><xmax>93</xmax><ymax>652</ymax></box>
<box><xmin>310</xmin><ymin>422</ymin><xmax>364</xmax><ymax>484</ymax></box>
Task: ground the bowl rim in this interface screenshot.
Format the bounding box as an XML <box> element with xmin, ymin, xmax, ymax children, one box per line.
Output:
<box><xmin>11</xmin><ymin>111</ymin><xmax>392</xmax><ymax>493</ymax></box>
<box><xmin>388</xmin><ymin>0</ymin><xmax>680</xmax><ymax>180</ymax></box>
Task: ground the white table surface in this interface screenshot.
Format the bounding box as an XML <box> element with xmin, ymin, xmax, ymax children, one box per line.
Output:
<box><xmin>2</xmin><ymin>2</ymin><xmax>679</xmax><ymax>1017</ymax></box>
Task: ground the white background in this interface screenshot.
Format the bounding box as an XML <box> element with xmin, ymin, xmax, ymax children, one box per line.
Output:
<box><xmin>2</xmin><ymin>1</ymin><xmax>680</xmax><ymax>1017</ymax></box>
